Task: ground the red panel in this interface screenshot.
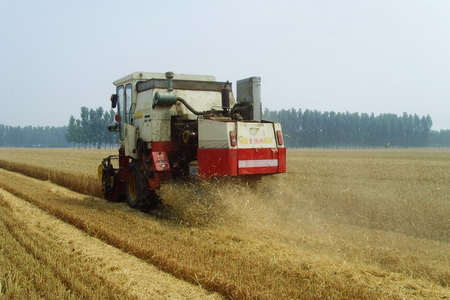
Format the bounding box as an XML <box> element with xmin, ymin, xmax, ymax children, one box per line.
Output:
<box><xmin>151</xmin><ymin>151</ymin><xmax>171</xmax><ymax>171</ymax></box>
<box><xmin>238</xmin><ymin>148</ymin><xmax>286</xmax><ymax>175</ymax></box>
<box><xmin>149</xmin><ymin>142</ymin><xmax>176</xmax><ymax>186</ymax></box>
<box><xmin>278</xmin><ymin>147</ymin><xmax>286</xmax><ymax>173</ymax></box>
<box><xmin>198</xmin><ymin>147</ymin><xmax>286</xmax><ymax>178</ymax></box>
<box><xmin>151</xmin><ymin>141</ymin><xmax>179</xmax><ymax>152</ymax></box>
<box><xmin>197</xmin><ymin>148</ymin><xmax>238</xmax><ymax>178</ymax></box>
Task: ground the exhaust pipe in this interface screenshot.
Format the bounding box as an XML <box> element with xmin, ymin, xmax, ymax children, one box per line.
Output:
<box><xmin>221</xmin><ymin>81</ymin><xmax>230</xmax><ymax>117</ymax></box>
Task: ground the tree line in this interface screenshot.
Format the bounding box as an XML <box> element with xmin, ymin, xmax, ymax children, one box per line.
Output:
<box><xmin>0</xmin><ymin>106</ymin><xmax>117</xmax><ymax>148</ymax></box>
<box><xmin>65</xmin><ymin>107</ymin><xmax>118</xmax><ymax>148</ymax></box>
<box><xmin>263</xmin><ymin>108</ymin><xmax>439</xmax><ymax>148</ymax></box>
<box><xmin>429</xmin><ymin>130</ymin><xmax>450</xmax><ymax>147</ymax></box>
<box><xmin>1</xmin><ymin>107</ymin><xmax>449</xmax><ymax>148</ymax></box>
<box><xmin>0</xmin><ymin>125</ymin><xmax>69</xmax><ymax>148</ymax></box>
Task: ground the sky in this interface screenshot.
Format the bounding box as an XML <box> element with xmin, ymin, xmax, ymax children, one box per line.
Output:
<box><xmin>1</xmin><ymin>0</ymin><xmax>449</xmax><ymax>130</ymax></box>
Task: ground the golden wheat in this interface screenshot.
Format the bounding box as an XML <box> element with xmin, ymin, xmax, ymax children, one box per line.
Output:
<box><xmin>0</xmin><ymin>181</ymin><xmax>222</xmax><ymax>300</ymax></box>
<box><xmin>0</xmin><ymin>148</ymin><xmax>449</xmax><ymax>299</ymax></box>
<box><xmin>0</xmin><ymin>193</ymin><xmax>132</xmax><ymax>299</ymax></box>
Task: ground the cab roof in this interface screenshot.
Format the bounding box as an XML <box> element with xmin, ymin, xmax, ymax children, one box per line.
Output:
<box><xmin>113</xmin><ymin>72</ymin><xmax>216</xmax><ymax>86</ymax></box>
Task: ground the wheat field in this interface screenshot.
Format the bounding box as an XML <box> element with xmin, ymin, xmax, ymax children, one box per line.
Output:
<box><xmin>0</xmin><ymin>148</ymin><xmax>449</xmax><ymax>299</ymax></box>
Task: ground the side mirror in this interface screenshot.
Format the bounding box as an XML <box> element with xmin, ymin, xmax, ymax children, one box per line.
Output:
<box><xmin>107</xmin><ymin>122</ymin><xmax>119</xmax><ymax>132</ymax></box>
<box><xmin>110</xmin><ymin>94</ymin><xmax>118</xmax><ymax>108</ymax></box>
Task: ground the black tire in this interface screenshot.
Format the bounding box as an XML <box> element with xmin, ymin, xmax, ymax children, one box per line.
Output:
<box><xmin>126</xmin><ymin>161</ymin><xmax>161</xmax><ymax>211</ymax></box>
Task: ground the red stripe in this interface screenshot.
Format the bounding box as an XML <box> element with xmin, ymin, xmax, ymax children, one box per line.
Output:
<box><xmin>197</xmin><ymin>148</ymin><xmax>238</xmax><ymax>178</ymax></box>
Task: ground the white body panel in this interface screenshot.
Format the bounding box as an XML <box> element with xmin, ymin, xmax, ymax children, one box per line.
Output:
<box><xmin>198</xmin><ymin>119</ymin><xmax>281</xmax><ymax>150</ymax></box>
<box><xmin>124</xmin><ymin>124</ymin><xmax>138</xmax><ymax>159</ymax></box>
<box><xmin>198</xmin><ymin>119</ymin><xmax>236</xmax><ymax>149</ymax></box>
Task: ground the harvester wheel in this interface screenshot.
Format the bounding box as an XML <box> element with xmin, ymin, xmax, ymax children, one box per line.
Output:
<box><xmin>126</xmin><ymin>162</ymin><xmax>161</xmax><ymax>211</ymax></box>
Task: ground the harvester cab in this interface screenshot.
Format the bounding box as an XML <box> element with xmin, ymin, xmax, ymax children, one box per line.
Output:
<box><xmin>98</xmin><ymin>71</ymin><xmax>286</xmax><ymax>210</ymax></box>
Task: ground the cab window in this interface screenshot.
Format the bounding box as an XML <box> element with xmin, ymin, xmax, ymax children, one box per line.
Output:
<box><xmin>125</xmin><ymin>84</ymin><xmax>132</xmax><ymax>123</ymax></box>
<box><xmin>116</xmin><ymin>85</ymin><xmax>125</xmax><ymax>141</ymax></box>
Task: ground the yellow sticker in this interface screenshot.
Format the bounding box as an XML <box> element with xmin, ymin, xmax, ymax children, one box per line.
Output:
<box><xmin>133</xmin><ymin>110</ymin><xmax>143</xmax><ymax>119</ymax></box>
<box><xmin>239</xmin><ymin>137</ymin><xmax>249</xmax><ymax>144</ymax></box>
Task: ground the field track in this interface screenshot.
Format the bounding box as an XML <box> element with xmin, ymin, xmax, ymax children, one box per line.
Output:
<box><xmin>0</xmin><ymin>170</ymin><xmax>222</xmax><ymax>299</ymax></box>
<box><xmin>0</xmin><ymin>148</ymin><xmax>449</xmax><ymax>299</ymax></box>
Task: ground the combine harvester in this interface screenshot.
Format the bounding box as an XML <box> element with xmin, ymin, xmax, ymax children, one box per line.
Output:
<box><xmin>98</xmin><ymin>71</ymin><xmax>286</xmax><ymax>210</ymax></box>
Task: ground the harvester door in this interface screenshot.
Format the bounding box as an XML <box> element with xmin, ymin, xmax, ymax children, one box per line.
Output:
<box><xmin>124</xmin><ymin>124</ymin><xmax>138</xmax><ymax>159</ymax></box>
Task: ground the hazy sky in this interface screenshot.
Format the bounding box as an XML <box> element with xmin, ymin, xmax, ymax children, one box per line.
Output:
<box><xmin>1</xmin><ymin>0</ymin><xmax>449</xmax><ymax>129</ymax></box>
